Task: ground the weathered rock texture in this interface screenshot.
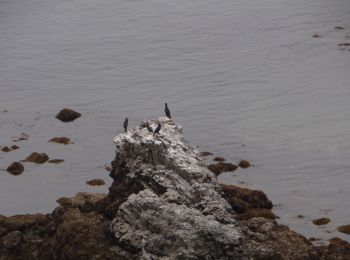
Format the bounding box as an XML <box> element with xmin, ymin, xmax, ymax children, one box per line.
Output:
<box><xmin>0</xmin><ymin>117</ymin><xmax>344</xmax><ymax>259</ymax></box>
<box><xmin>105</xmin><ymin>117</ymin><xmax>320</xmax><ymax>259</ymax></box>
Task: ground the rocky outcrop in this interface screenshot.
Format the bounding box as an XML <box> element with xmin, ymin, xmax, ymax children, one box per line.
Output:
<box><xmin>0</xmin><ymin>117</ymin><xmax>338</xmax><ymax>259</ymax></box>
<box><xmin>105</xmin><ymin>117</ymin><xmax>319</xmax><ymax>259</ymax></box>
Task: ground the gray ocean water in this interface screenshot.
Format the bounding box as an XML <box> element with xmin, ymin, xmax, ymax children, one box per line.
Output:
<box><xmin>1</xmin><ymin>0</ymin><xmax>349</xmax><ymax>242</ymax></box>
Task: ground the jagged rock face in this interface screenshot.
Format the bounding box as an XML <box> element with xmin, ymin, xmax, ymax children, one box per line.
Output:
<box><xmin>108</xmin><ymin>118</ymin><xmax>317</xmax><ymax>259</ymax></box>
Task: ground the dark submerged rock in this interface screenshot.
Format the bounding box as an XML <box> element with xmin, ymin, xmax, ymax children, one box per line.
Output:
<box><xmin>48</xmin><ymin>159</ymin><xmax>64</xmax><ymax>164</ymax></box>
<box><xmin>10</xmin><ymin>145</ymin><xmax>19</xmax><ymax>150</ymax></box>
<box><xmin>199</xmin><ymin>151</ymin><xmax>213</xmax><ymax>156</ymax></box>
<box><xmin>1</xmin><ymin>146</ymin><xmax>12</xmax><ymax>152</ymax></box>
<box><xmin>6</xmin><ymin>162</ymin><xmax>24</xmax><ymax>175</ymax></box>
<box><xmin>238</xmin><ymin>160</ymin><xmax>251</xmax><ymax>168</ymax></box>
<box><xmin>49</xmin><ymin>137</ymin><xmax>71</xmax><ymax>145</ymax></box>
<box><xmin>86</xmin><ymin>179</ymin><xmax>105</xmax><ymax>186</ymax></box>
<box><xmin>55</xmin><ymin>108</ymin><xmax>81</xmax><ymax>122</ymax></box>
<box><xmin>25</xmin><ymin>152</ymin><xmax>49</xmax><ymax>164</ymax></box>
<box><xmin>312</xmin><ymin>218</ymin><xmax>330</xmax><ymax>226</ymax></box>
<box><xmin>213</xmin><ymin>156</ymin><xmax>226</xmax><ymax>161</ymax></box>
<box><xmin>338</xmin><ymin>225</ymin><xmax>350</xmax><ymax>234</ymax></box>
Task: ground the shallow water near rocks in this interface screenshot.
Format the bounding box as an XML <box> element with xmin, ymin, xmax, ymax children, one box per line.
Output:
<box><xmin>1</xmin><ymin>0</ymin><xmax>349</xmax><ymax>242</ymax></box>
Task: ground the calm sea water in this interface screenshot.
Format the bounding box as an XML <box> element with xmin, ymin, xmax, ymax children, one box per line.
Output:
<box><xmin>1</xmin><ymin>0</ymin><xmax>349</xmax><ymax>241</ymax></box>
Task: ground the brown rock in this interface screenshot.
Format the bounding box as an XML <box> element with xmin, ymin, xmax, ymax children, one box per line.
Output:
<box><xmin>86</xmin><ymin>179</ymin><xmax>105</xmax><ymax>186</ymax></box>
<box><xmin>10</xmin><ymin>145</ymin><xmax>19</xmax><ymax>150</ymax></box>
<box><xmin>238</xmin><ymin>160</ymin><xmax>251</xmax><ymax>168</ymax></box>
<box><xmin>338</xmin><ymin>43</ymin><xmax>350</xmax><ymax>46</ymax></box>
<box><xmin>312</xmin><ymin>33</ymin><xmax>321</xmax><ymax>38</ymax></box>
<box><xmin>199</xmin><ymin>151</ymin><xmax>213</xmax><ymax>156</ymax></box>
<box><xmin>25</xmin><ymin>152</ymin><xmax>49</xmax><ymax>164</ymax></box>
<box><xmin>220</xmin><ymin>183</ymin><xmax>275</xmax><ymax>220</ymax></box>
<box><xmin>237</xmin><ymin>208</ymin><xmax>276</xmax><ymax>220</ymax></box>
<box><xmin>318</xmin><ymin>237</ymin><xmax>350</xmax><ymax>258</ymax></box>
<box><xmin>1</xmin><ymin>146</ymin><xmax>12</xmax><ymax>152</ymax></box>
<box><xmin>213</xmin><ymin>157</ymin><xmax>226</xmax><ymax>162</ymax></box>
<box><xmin>49</xmin><ymin>137</ymin><xmax>71</xmax><ymax>145</ymax></box>
<box><xmin>208</xmin><ymin>162</ymin><xmax>237</xmax><ymax>175</ymax></box>
<box><xmin>12</xmin><ymin>133</ymin><xmax>29</xmax><ymax>142</ymax></box>
<box><xmin>6</xmin><ymin>162</ymin><xmax>24</xmax><ymax>175</ymax></box>
<box><xmin>55</xmin><ymin>108</ymin><xmax>81</xmax><ymax>122</ymax></box>
<box><xmin>48</xmin><ymin>159</ymin><xmax>65</xmax><ymax>164</ymax></box>
<box><xmin>312</xmin><ymin>218</ymin><xmax>330</xmax><ymax>226</ymax></box>
<box><xmin>297</xmin><ymin>215</ymin><xmax>304</xmax><ymax>219</ymax></box>
<box><xmin>338</xmin><ymin>224</ymin><xmax>350</xmax><ymax>234</ymax></box>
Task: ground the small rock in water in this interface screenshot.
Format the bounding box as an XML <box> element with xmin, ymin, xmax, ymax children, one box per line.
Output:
<box><xmin>55</xmin><ymin>108</ymin><xmax>81</xmax><ymax>122</ymax></box>
<box><xmin>25</xmin><ymin>152</ymin><xmax>49</xmax><ymax>164</ymax></box>
<box><xmin>208</xmin><ymin>162</ymin><xmax>237</xmax><ymax>175</ymax></box>
<box><xmin>334</xmin><ymin>26</ymin><xmax>345</xmax><ymax>30</ymax></box>
<box><xmin>86</xmin><ymin>179</ymin><xmax>105</xmax><ymax>186</ymax></box>
<box><xmin>238</xmin><ymin>160</ymin><xmax>251</xmax><ymax>168</ymax></box>
<box><xmin>10</xmin><ymin>145</ymin><xmax>19</xmax><ymax>150</ymax></box>
<box><xmin>338</xmin><ymin>43</ymin><xmax>350</xmax><ymax>47</ymax></box>
<box><xmin>312</xmin><ymin>218</ymin><xmax>330</xmax><ymax>226</ymax></box>
<box><xmin>48</xmin><ymin>159</ymin><xmax>64</xmax><ymax>164</ymax></box>
<box><xmin>337</xmin><ymin>225</ymin><xmax>350</xmax><ymax>234</ymax></box>
<box><xmin>1</xmin><ymin>146</ymin><xmax>12</xmax><ymax>152</ymax></box>
<box><xmin>6</xmin><ymin>162</ymin><xmax>24</xmax><ymax>175</ymax></box>
<box><xmin>49</xmin><ymin>137</ymin><xmax>71</xmax><ymax>145</ymax></box>
<box><xmin>199</xmin><ymin>151</ymin><xmax>213</xmax><ymax>156</ymax></box>
<box><xmin>297</xmin><ymin>215</ymin><xmax>304</xmax><ymax>219</ymax></box>
<box><xmin>12</xmin><ymin>133</ymin><xmax>29</xmax><ymax>142</ymax></box>
<box><xmin>312</xmin><ymin>33</ymin><xmax>321</xmax><ymax>38</ymax></box>
<box><xmin>213</xmin><ymin>156</ymin><xmax>226</xmax><ymax>162</ymax></box>
<box><xmin>104</xmin><ymin>164</ymin><xmax>112</xmax><ymax>172</ymax></box>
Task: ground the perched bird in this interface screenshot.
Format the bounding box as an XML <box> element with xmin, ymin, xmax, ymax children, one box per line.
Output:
<box><xmin>123</xmin><ymin>118</ymin><xmax>128</xmax><ymax>133</ymax></box>
<box><xmin>164</xmin><ymin>103</ymin><xmax>171</xmax><ymax>119</ymax></box>
<box><xmin>153</xmin><ymin>123</ymin><xmax>161</xmax><ymax>136</ymax></box>
<box><xmin>146</xmin><ymin>122</ymin><xmax>153</xmax><ymax>133</ymax></box>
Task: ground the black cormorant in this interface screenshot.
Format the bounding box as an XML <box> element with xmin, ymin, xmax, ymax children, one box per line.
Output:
<box><xmin>123</xmin><ymin>118</ymin><xmax>128</xmax><ymax>133</ymax></box>
<box><xmin>164</xmin><ymin>103</ymin><xmax>171</xmax><ymax>119</ymax></box>
<box><xmin>154</xmin><ymin>123</ymin><xmax>161</xmax><ymax>136</ymax></box>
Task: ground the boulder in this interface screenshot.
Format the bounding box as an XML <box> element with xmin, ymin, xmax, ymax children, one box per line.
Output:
<box><xmin>25</xmin><ymin>152</ymin><xmax>49</xmax><ymax>164</ymax></box>
<box><xmin>55</xmin><ymin>108</ymin><xmax>81</xmax><ymax>122</ymax></box>
<box><xmin>6</xmin><ymin>162</ymin><xmax>24</xmax><ymax>175</ymax></box>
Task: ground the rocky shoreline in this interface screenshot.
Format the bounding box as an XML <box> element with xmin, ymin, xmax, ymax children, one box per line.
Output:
<box><xmin>1</xmin><ymin>117</ymin><xmax>349</xmax><ymax>259</ymax></box>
